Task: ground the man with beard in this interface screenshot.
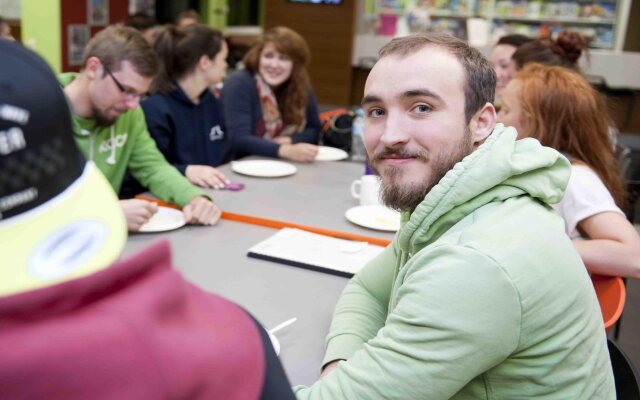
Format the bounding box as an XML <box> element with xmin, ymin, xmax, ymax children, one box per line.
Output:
<box><xmin>294</xmin><ymin>33</ymin><xmax>614</xmax><ymax>399</ymax></box>
<box><xmin>60</xmin><ymin>26</ymin><xmax>220</xmax><ymax>231</ymax></box>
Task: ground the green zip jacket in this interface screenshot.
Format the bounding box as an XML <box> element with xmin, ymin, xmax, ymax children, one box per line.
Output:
<box><xmin>59</xmin><ymin>73</ymin><xmax>205</xmax><ymax>207</ymax></box>
<box><xmin>295</xmin><ymin>125</ymin><xmax>614</xmax><ymax>399</ymax></box>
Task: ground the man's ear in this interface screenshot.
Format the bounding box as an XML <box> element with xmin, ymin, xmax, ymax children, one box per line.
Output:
<box><xmin>469</xmin><ymin>102</ymin><xmax>497</xmax><ymax>146</ymax></box>
<box><xmin>84</xmin><ymin>56</ymin><xmax>102</xmax><ymax>80</ymax></box>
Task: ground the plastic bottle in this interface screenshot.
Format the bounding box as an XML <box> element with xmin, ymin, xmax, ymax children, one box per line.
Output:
<box><xmin>350</xmin><ymin>108</ymin><xmax>367</xmax><ymax>162</ymax></box>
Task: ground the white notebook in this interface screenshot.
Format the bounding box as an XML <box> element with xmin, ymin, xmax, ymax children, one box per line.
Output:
<box><xmin>247</xmin><ymin>228</ymin><xmax>386</xmax><ymax>277</ymax></box>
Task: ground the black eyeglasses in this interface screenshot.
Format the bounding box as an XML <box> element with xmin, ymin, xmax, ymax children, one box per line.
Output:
<box><xmin>101</xmin><ymin>61</ymin><xmax>144</xmax><ymax>100</ymax></box>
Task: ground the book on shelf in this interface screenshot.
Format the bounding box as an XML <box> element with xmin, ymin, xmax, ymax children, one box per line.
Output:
<box><xmin>247</xmin><ymin>228</ymin><xmax>386</xmax><ymax>278</ymax></box>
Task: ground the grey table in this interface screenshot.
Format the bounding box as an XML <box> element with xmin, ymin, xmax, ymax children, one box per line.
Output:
<box><xmin>208</xmin><ymin>158</ymin><xmax>396</xmax><ymax>241</ymax></box>
<box><xmin>123</xmin><ymin>158</ymin><xmax>396</xmax><ymax>386</ymax></box>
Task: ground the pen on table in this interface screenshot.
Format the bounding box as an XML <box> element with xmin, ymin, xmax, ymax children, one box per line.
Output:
<box><xmin>269</xmin><ymin>317</ymin><xmax>298</xmax><ymax>335</ymax></box>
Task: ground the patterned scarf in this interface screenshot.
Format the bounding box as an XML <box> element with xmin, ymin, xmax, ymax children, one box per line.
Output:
<box><xmin>255</xmin><ymin>74</ymin><xmax>306</xmax><ymax>139</ymax></box>
<box><xmin>255</xmin><ymin>74</ymin><xmax>283</xmax><ymax>139</ymax></box>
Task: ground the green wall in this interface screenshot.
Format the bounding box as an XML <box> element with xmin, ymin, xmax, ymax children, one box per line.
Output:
<box><xmin>201</xmin><ymin>0</ymin><xmax>226</xmax><ymax>30</ymax></box>
<box><xmin>21</xmin><ymin>0</ymin><xmax>61</xmax><ymax>73</ymax></box>
<box><xmin>200</xmin><ymin>0</ymin><xmax>263</xmax><ymax>30</ymax></box>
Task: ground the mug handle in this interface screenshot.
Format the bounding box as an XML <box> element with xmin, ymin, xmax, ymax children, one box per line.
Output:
<box><xmin>351</xmin><ymin>180</ymin><xmax>361</xmax><ymax>199</ymax></box>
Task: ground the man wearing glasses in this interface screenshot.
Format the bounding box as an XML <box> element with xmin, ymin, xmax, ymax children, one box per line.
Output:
<box><xmin>60</xmin><ymin>26</ymin><xmax>220</xmax><ymax>231</ymax></box>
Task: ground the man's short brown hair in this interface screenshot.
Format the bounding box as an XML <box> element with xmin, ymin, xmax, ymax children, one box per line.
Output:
<box><xmin>379</xmin><ymin>33</ymin><xmax>495</xmax><ymax>124</ymax></box>
<box><xmin>82</xmin><ymin>25</ymin><xmax>158</xmax><ymax>78</ymax></box>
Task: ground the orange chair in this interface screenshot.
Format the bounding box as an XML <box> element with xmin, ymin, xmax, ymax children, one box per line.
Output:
<box><xmin>591</xmin><ymin>274</ymin><xmax>626</xmax><ymax>332</ymax></box>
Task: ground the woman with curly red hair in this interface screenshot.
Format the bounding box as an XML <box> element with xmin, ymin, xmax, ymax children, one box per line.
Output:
<box><xmin>222</xmin><ymin>26</ymin><xmax>320</xmax><ymax>162</ymax></box>
<box><xmin>498</xmin><ymin>63</ymin><xmax>640</xmax><ymax>278</ymax></box>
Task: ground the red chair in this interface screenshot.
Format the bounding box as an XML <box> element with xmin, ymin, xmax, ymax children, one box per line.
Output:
<box><xmin>591</xmin><ymin>274</ymin><xmax>626</xmax><ymax>332</ymax></box>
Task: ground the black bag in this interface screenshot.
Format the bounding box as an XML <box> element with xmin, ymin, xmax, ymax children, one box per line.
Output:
<box><xmin>321</xmin><ymin>110</ymin><xmax>355</xmax><ymax>153</ymax></box>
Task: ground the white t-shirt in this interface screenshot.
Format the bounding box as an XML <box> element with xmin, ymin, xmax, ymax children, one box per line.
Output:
<box><xmin>552</xmin><ymin>164</ymin><xmax>624</xmax><ymax>239</ymax></box>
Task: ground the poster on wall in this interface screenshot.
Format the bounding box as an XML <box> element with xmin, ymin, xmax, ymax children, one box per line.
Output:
<box><xmin>128</xmin><ymin>0</ymin><xmax>155</xmax><ymax>15</ymax></box>
<box><xmin>88</xmin><ymin>0</ymin><xmax>109</xmax><ymax>26</ymax></box>
<box><xmin>68</xmin><ymin>25</ymin><xmax>90</xmax><ymax>66</ymax></box>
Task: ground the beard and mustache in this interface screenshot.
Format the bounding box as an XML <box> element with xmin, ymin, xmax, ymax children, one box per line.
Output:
<box><xmin>370</xmin><ymin>127</ymin><xmax>474</xmax><ymax>212</ymax></box>
<box><xmin>91</xmin><ymin>104</ymin><xmax>124</xmax><ymax>127</ymax></box>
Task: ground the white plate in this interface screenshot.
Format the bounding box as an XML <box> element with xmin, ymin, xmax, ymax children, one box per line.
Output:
<box><xmin>231</xmin><ymin>160</ymin><xmax>297</xmax><ymax>178</ymax></box>
<box><xmin>345</xmin><ymin>205</ymin><xmax>401</xmax><ymax>232</ymax></box>
<box><xmin>269</xmin><ymin>332</ymin><xmax>280</xmax><ymax>356</ymax></box>
<box><xmin>315</xmin><ymin>146</ymin><xmax>349</xmax><ymax>161</ymax></box>
<box><xmin>138</xmin><ymin>206</ymin><xmax>186</xmax><ymax>233</ymax></box>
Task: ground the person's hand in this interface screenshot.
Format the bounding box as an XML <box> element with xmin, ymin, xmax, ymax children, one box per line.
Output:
<box><xmin>278</xmin><ymin>143</ymin><xmax>319</xmax><ymax>163</ymax></box>
<box><xmin>120</xmin><ymin>199</ymin><xmax>158</xmax><ymax>232</ymax></box>
<box><xmin>183</xmin><ymin>196</ymin><xmax>221</xmax><ymax>226</ymax></box>
<box><xmin>185</xmin><ymin>165</ymin><xmax>230</xmax><ymax>189</ymax></box>
<box><xmin>320</xmin><ymin>360</ymin><xmax>341</xmax><ymax>379</ymax></box>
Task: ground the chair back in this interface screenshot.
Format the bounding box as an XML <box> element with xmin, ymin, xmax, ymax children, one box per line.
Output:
<box><xmin>608</xmin><ymin>339</ymin><xmax>640</xmax><ymax>399</ymax></box>
<box><xmin>592</xmin><ymin>274</ymin><xmax>626</xmax><ymax>332</ymax></box>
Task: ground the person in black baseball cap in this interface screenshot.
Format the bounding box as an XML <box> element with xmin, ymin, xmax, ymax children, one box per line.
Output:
<box><xmin>0</xmin><ymin>33</ymin><xmax>126</xmax><ymax>295</ymax></box>
<box><xmin>0</xmin><ymin>40</ymin><xmax>296</xmax><ymax>400</ymax></box>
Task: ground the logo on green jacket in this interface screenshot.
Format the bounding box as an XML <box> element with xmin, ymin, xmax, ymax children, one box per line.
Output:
<box><xmin>99</xmin><ymin>132</ymin><xmax>128</xmax><ymax>154</ymax></box>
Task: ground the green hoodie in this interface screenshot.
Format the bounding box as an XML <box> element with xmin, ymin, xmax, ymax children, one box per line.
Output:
<box><xmin>295</xmin><ymin>125</ymin><xmax>614</xmax><ymax>399</ymax></box>
<box><xmin>59</xmin><ymin>73</ymin><xmax>205</xmax><ymax>207</ymax></box>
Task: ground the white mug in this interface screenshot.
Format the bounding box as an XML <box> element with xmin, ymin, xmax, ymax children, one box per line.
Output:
<box><xmin>351</xmin><ymin>175</ymin><xmax>381</xmax><ymax>206</ymax></box>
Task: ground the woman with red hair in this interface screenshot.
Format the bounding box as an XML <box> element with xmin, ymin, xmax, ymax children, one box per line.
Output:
<box><xmin>498</xmin><ymin>63</ymin><xmax>640</xmax><ymax>278</ymax></box>
<box><xmin>222</xmin><ymin>26</ymin><xmax>320</xmax><ymax>162</ymax></box>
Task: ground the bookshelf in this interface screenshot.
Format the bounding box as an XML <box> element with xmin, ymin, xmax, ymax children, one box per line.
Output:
<box><xmin>479</xmin><ymin>0</ymin><xmax>631</xmax><ymax>50</ymax></box>
<box><xmin>360</xmin><ymin>0</ymin><xmax>631</xmax><ymax>50</ymax></box>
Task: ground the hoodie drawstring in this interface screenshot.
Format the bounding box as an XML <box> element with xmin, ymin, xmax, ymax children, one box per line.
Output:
<box><xmin>82</xmin><ymin>129</ymin><xmax>95</xmax><ymax>161</ymax></box>
<box><xmin>106</xmin><ymin>126</ymin><xmax>116</xmax><ymax>165</ymax></box>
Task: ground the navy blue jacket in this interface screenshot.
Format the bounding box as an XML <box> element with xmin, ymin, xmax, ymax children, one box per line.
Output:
<box><xmin>221</xmin><ymin>69</ymin><xmax>321</xmax><ymax>159</ymax></box>
<box><xmin>141</xmin><ymin>87</ymin><xmax>233</xmax><ymax>174</ymax></box>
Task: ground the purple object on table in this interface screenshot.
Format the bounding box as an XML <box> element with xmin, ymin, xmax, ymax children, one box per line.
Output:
<box><xmin>224</xmin><ymin>182</ymin><xmax>245</xmax><ymax>191</ymax></box>
<box><xmin>365</xmin><ymin>156</ymin><xmax>375</xmax><ymax>175</ymax></box>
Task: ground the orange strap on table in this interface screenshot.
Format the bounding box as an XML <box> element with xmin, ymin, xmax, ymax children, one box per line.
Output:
<box><xmin>135</xmin><ymin>195</ymin><xmax>182</xmax><ymax>210</ymax></box>
<box><xmin>221</xmin><ymin>211</ymin><xmax>392</xmax><ymax>247</ymax></box>
<box><xmin>134</xmin><ymin>195</ymin><xmax>392</xmax><ymax>247</ymax></box>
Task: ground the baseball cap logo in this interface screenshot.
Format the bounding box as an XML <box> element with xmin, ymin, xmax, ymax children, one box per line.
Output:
<box><xmin>0</xmin><ymin>104</ymin><xmax>30</xmax><ymax>125</ymax></box>
<box><xmin>0</xmin><ymin>104</ymin><xmax>29</xmax><ymax>156</ymax></box>
<box><xmin>0</xmin><ymin>126</ymin><xmax>26</xmax><ymax>156</ymax></box>
<box><xmin>28</xmin><ymin>220</ymin><xmax>108</xmax><ymax>280</ymax></box>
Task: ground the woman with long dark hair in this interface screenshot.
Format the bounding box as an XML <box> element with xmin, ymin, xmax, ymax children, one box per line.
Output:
<box><xmin>141</xmin><ymin>24</ymin><xmax>232</xmax><ymax>189</ymax></box>
<box><xmin>499</xmin><ymin>63</ymin><xmax>640</xmax><ymax>278</ymax></box>
<box><xmin>221</xmin><ymin>26</ymin><xmax>320</xmax><ymax>162</ymax></box>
